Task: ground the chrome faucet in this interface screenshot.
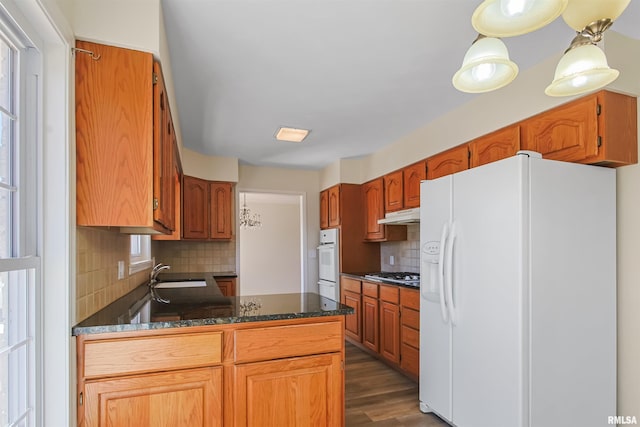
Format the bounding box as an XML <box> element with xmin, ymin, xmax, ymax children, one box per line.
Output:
<box><xmin>149</xmin><ymin>263</ymin><xmax>171</xmax><ymax>287</ymax></box>
<box><xmin>149</xmin><ymin>263</ymin><xmax>171</xmax><ymax>304</ymax></box>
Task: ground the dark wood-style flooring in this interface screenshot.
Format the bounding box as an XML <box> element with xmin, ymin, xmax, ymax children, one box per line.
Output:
<box><xmin>345</xmin><ymin>342</ymin><xmax>449</xmax><ymax>426</ymax></box>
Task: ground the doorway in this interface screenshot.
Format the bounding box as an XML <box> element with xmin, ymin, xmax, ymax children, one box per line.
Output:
<box><xmin>238</xmin><ymin>192</ymin><xmax>304</xmax><ymax>295</ymax></box>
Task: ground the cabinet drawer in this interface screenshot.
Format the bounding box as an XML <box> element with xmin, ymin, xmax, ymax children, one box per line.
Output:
<box><xmin>379</xmin><ymin>284</ymin><xmax>399</xmax><ymax>304</ymax></box>
<box><xmin>235</xmin><ymin>321</ymin><xmax>343</xmax><ymax>363</ymax></box>
<box><xmin>402</xmin><ymin>325</ymin><xmax>420</xmax><ymax>349</ymax></box>
<box><xmin>341</xmin><ymin>277</ymin><xmax>361</xmax><ymax>293</ymax></box>
<box><xmin>402</xmin><ymin>307</ymin><xmax>420</xmax><ymax>329</ymax></box>
<box><xmin>401</xmin><ymin>343</ymin><xmax>419</xmax><ymax>377</ymax></box>
<box><xmin>362</xmin><ymin>281</ymin><xmax>378</xmax><ymax>298</ymax></box>
<box><xmin>82</xmin><ymin>331</ymin><xmax>223</xmax><ymax>379</ymax></box>
<box><xmin>400</xmin><ymin>287</ymin><xmax>420</xmax><ymax>310</ymax></box>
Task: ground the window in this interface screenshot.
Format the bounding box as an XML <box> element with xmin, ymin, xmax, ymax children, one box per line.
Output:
<box><xmin>0</xmin><ymin>20</ymin><xmax>40</xmax><ymax>427</ymax></box>
<box><xmin>130</xmin><ymin>235</ymin><xmax>152</xmax><ymax>274</ymax></box>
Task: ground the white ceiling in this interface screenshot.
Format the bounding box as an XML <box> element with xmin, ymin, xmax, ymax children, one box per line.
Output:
<box><xmin>162</xmin><ymin>0</ymin><xmax>640</xmax><ymax>170</ymax></box>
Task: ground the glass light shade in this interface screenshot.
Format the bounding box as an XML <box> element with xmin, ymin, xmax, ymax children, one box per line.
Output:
<box><xmin>453</xmin><ymin>36</ymin><xmax>519</xmax><ymax>93</ymax></box>
<box><xmin>472</xmin><ymin>0</ymin><xmax>568</xmax><ymax>37</ymax></box>
<box><xmin>562</xmin><ymin>0</ymin><xmax>630</xmax><ymax>31</ymax></box>
<box><xmin>545</xmin><ymin>44</ymin><xmax>619</xmax><ymax>97</ymax></box>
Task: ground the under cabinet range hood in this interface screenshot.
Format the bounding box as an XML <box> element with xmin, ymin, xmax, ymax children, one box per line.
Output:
<box><xmin>377</xmin><ymin>207</ymin><xmax>420</xmax><ymax>225</ymax></box>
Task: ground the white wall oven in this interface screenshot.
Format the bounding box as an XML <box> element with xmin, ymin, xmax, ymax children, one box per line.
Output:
<box><xmin>317</xmin><ymin>228</ymin><xmax>339</xmax><ymax>301</ymax></box>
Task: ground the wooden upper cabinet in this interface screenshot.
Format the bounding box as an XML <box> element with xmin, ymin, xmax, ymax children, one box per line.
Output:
<box><xmin>210</xmin><ymin>182</ymin><xmax>233</xmax><ymax>239</ymax></box>
<box><xmin>182</xmin><ymin>176</ymin><xmax>233</xmax><ymax>240</ymax></box>
<box><xmin>403</xmin><ymin>161</ymin><xmax>426</xmax><ymax>208</ymax></box>
<box><xmin>427</xmin><ymin>144</ymin><xmax>469</xmax><ymax>180</ymax></box>
<box><xmin>521</xmin><ymin>90</ymin><xmax>637</xmax><ymax>166</ymax></box>
<box><xmin>76</xmin><ymin>40</ymin><xmax>175</xmax><ymax>234</ymax></box>
<box><xmin>328</xmin><ymin>185</ymin><xmax>341</xmax><ymax>227</ymax></box>
<box><xmin>320</xmin><ymin>190</ymin><xmax>329</xmax><ymax>229</ymax></box>
<box><xmin>469</xmin><ymin>125</ymin><xmax>521</xmax><ymax>168</ymax></box>
<box><xmin>383</xmin><ymin>170</ymin><xmax>404</xmax><ymax>213</ymax></box>
<box><xmin>362</xmin><ymin>178</ymin><xmax>385</xmax><ymax>241</ymax></box>
<box><xmin>182</xmin><ymin>176</ymin><xmax>209</xmax><ymax>239</ymax></box>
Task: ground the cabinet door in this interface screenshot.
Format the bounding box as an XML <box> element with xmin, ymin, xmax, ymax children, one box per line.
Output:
<box><xmin>403</xmin><ymin>161</ymin><xmax>426</xmax><ymax>208</ymax></box>
<box><xmin>383</xmin><ymin>170</ymin><xmax>404</xmax><ymax>213</ymax></box>
<box><xmin>210</xmin><ymin>182</ymin><xmax>233</xmax><ymax>239</ymax></box>
<box><xmin>427</xmin><ymin>144</ymin><xmax>469</xmax><ymax>180</ymax></box>
<box><xmin>153</xmin><ymin>167</ymin><xmax>181</xmax><ymax>241</ymax></box>
<box><xmin>521</xmin><ymin>95</ymin><xmax>598</xmax><ymax>163</ymax></box>
<box><xmin>215</xmin><ymin>278</ymin><xmax>235</xmax><ymax>296</ymax></box>
<box><xmin>342</xmin><ymin>290</ymin><xmax>362</xmax><ymax>342</ymax></box>
<box><xmin>76</xmin><ymin>41</ymin><xmax>155</xmax><ymax>229</ymax></box>
<box><xmin>469</xmin><ymin>125</ymin><xmax>520</xmax><ymax>168</ymax></box>
<box><xmin>151</xmin><ymin>62</ymin><xmax>176</xmax><ymax>233</ymax></box>
<box><xmin>319</xmin><ymin>190</ymin><xmax>329</xmax><ymax>229</ymax></box>
<box><xmin>84</xmin><ymin>367</ymin><xmax>222</xmax><ymax>427</ymax></box>
<box><xmin>380</xmin><ymin>301</ymin><xmax>400</xmax><ymax>365</ymax></box>
<box><xmin>362</xmin><ymin>178</ymin><xmax>385</xmax><ymax>241</ymax></box>
<box><xmin>327</xmin><ymin>185</ymin><xmax>341</xmax><ymax>227</ymax></box>
<box><xmin>362</xmin><ymin>295</ymin><xmax>379</xmax><ymax>353</ymax></box>
<box><xmin>182</xmin><ymin>176</ymin><xmax>209</xmax><ymax>239</ymax></box>
<box><xmin>234</xmin><ymin>353</ymin><xmax>343</xmax><ymax>427</ymax></box>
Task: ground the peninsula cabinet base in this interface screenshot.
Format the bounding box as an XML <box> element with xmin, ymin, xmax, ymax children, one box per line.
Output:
<box><xmin>84</xmin><ymin>367</ymin><xmax>222</xmax><ymax>427</ymax></box>
<box><xmin>76</xmin><ymin>316</ymin><xmax>346</xmax><ymax>427</ymax></box>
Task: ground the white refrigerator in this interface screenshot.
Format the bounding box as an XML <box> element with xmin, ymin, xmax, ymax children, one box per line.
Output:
<box><xmin>419</xmin><ymin>152</ymin><xmax>616</xmax><ymax>427</ymax></box>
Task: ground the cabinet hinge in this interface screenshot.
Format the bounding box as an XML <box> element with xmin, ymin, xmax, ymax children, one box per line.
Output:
<box><xmin>153</xmin><ymin>198</ymin><xmax>159</xmax><ymax>210</ymax></box>
<box><xmin>79</xmin><ymin>392</ymin><xmax>83</xmax><ymax>406</ymax></box>
<box><xmin>152</xmin><ymin>72</ymin><xmax>158</xmax><ymax>85</ymax></box>
<box><xmin>597</xmin><ymin>136</ymin><xmax>603</xmax><ymax>147</ymax></box>
<box><xmin>596</xmin><ymin>104</ymin><xmax>602</xmax><ymax>116</ymax></box>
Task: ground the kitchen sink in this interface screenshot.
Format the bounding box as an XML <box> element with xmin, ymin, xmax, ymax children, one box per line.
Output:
<box><xmin>155</xmin><ymin>280</ymin><xmax>207</xmax><ymax>289</ymax></box>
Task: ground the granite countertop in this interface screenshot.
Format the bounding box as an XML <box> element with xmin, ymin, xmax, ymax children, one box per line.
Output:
<box><xmin>72</xmin><ymin>272</ymin><xmax>353</xmax><ymax>335</ymax></box>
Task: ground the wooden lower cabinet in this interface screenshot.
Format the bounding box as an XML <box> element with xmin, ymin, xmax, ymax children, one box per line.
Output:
<box><xmin>84</xmin><ymin>367</ymin><xmax>222</xmax><ymax>427</ymax></box>
<box><xmin>362</xmin><ymin>295</ymin><xmax>379</xmax><ymax>352</ymax></box>
<box><xmin>233</xmin><ymin>353</ymin><xmax>343</xmax><ymax>427</ymax></box>
<box><xmin>400</xmin><ymin>287</ymin><xmax>420</xmax><ymax>379</ymax></box>
<box><xmin>77</xmin><ymin>317</ymin><xmax>346</xmax><ymax>427</ymax></box>
<box><xmin>379</xmin><ymin>301</ymin><xmax>400</xmax><ymax>365</ymax></box>
<box><xmin>341</xmin><ymin>277</ymin><xmax>362</xmax><ymax>342</ymax></box>
<box><xmin>342</xmin><ymin>276</ymin><xmax>418</xmax><ymax>381</ymax></box>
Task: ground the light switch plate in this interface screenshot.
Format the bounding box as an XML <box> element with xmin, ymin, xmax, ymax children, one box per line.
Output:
<box><xmin>390</xmin><ymin>255</ymin><xmax>395</xmax><ymax>265</ymax></box>
<box><xmin>117</xmin><ymin>261</ymin><xmax>125</xmax><ymax>280</ymax></box>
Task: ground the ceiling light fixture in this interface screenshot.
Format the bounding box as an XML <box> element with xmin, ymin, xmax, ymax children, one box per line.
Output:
<box><xmin>472</xmin><ymin>0</ymin><xmax>569</xmax><ymax>37</ymax></box>
<box><xmin>452</xmin><ymin>34</ymin><xmax>519</xmax><ymax>93</ymax></box>
<box><xmin>456</xmin><ymin>0</ymin><xmax>630</xmax><ymax>96</ymax></box>
<box><xmin>275</xmin><ymin>127</ymin><xmax>310</xmax><ymax>143</ymax></box>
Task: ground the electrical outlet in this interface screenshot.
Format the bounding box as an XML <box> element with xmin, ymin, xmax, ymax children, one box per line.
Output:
<box><xmin>389</xmin><ymin>255</ymin><xmax>395</xmax><ymax>265</ymax></box>
<box><xmin>117</xmin><ymin>261</ymin><xmax>125</xmax><ymax>280</ymax></box>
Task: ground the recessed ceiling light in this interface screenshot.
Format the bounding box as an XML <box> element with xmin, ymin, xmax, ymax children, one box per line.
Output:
<box><xmin>275</xmin><ymin>127</ymin><xmax>310</xmax><ymax>143</ymax></box>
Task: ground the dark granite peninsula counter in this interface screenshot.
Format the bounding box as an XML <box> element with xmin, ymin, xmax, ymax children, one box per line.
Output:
<box><xmin>74</xmin><ymin>274</ymin><xmax>352</xmax><ymax>426</ymax></box>
<box><xmin>72</xmin><ymin>273</ymin><xmax>352</xmax><ymax>335</ymax></box>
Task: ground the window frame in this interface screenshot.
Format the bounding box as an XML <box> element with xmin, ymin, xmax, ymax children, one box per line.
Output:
<box><xmin>129</xmin><ymin>234</ymin><xmax>152</xmax><ymax>274</ymax></box>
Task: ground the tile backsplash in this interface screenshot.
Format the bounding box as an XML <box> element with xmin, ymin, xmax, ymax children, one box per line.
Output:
<box><xmin>154</xmin><ymin>239</ymin><xmax>237</xmax><ymax>273</ymax></box>
<box><xmin>380</xmin><ymin>224</ymin><xmax>419</xmax><ymax>272</ymax></box>
<box><xmin>76</xmin><ymin>227</ymin><xmax>151</xmax><ymax>323</ymax></box>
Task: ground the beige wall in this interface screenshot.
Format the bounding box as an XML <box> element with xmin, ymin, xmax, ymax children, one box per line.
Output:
<box><xmin>239</xmin><ymin>200</ymin><xmax>302</xmax><ymax>296</ymax></box>
<box><xmin>238</xmin><ymin>165</ymin><xmax>320</xmax><ymax>292</ymax></box>
<box><xmin>182</xmin><ymin>147</ymin><xmax>240</xmax><ymax>182</ymax></box>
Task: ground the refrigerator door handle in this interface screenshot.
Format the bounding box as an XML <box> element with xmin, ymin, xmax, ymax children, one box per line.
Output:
<box><xmin>437</xmin><ymin>222</ymin><xmax>449</xmax><ymax>323</ymax></box>
<box><xmin>445</xmin><ymin>222</ymin><xmax>457</xmax><ymax>325</ymax></box>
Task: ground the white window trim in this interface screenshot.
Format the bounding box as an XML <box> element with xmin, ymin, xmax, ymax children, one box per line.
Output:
<box><xmin>129</xmin><ymin>234</ymin><xmax>152</xmax><ymax>274</ymax></box>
